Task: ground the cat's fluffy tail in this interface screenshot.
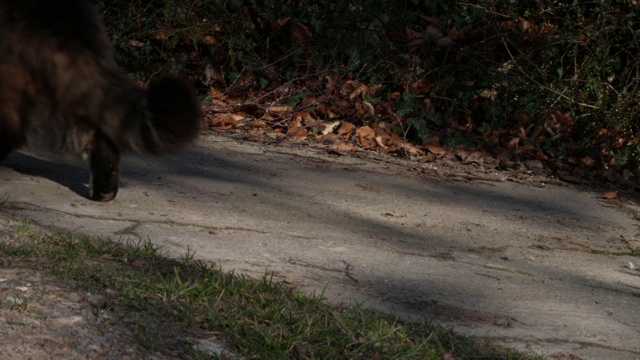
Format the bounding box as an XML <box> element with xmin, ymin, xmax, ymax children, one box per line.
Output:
<box><xmin>142</xmin><ymin>77</ymin><xmax>201</xmax><ymax>154</ymax></box>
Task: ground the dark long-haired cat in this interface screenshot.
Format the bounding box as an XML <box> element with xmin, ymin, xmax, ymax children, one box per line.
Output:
<box><xmin>0</xmin><ymin>0</ymin><xmax>201</xmax><ymax>201</ymax></box>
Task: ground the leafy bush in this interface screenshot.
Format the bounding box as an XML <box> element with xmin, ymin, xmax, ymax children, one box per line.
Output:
<box><xmin>96</xmin><ymin>0</ymin><xmax>640</xmax><ymax>177</ymax></box>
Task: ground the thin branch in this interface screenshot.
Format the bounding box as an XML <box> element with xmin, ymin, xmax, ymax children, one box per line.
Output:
<box><xmin>499</xmin><ymin>36</ymin><xmax>599</xmax><ymax>109</ymax></box>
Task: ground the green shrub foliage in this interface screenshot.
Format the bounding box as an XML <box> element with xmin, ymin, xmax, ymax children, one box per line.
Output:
<box><xmin>97</xmin><ymin>0</ymin><xmax>640</xmax><ymax>172</ymax></box>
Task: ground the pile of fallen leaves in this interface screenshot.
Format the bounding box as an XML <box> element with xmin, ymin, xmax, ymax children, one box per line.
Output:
<box><xmin>203</xmin><ymin>74</ymin><xmax>580</xmax><ymax>181</ymax></box>
<box><xmin>204</xmin><ymin>74</ymin><xmax>426</xmax><ymax>157</ymax></box>
<box><xmin>203</xmin><ymin>70</ymin><xmax>640</xmax><ymax>192</ymax></box>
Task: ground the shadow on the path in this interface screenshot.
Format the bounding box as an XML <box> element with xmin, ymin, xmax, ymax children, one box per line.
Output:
<box><xmin>3</xmin><ymin>152</ymin><xmax>88</xmax><ymax>199</ymax></box>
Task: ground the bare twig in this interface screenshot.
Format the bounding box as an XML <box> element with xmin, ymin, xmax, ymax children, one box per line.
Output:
<box><xmin>499</xmin><ymin>36</ymin><xmax>599</xmax><ymax>109</ymax></box>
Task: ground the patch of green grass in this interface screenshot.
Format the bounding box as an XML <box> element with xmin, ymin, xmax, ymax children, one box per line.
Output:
<box><xmin>0</xmin><ymin>224</ymin><xmax>543</xmax><ymax>359</ymax></box>
<box><xmin>4</xmin><ymin>294</ymin><xmax>29</xmax><ymax>311</ymax></box>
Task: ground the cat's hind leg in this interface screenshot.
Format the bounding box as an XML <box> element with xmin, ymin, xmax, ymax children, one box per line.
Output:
<box><xmin>89</xmin><ymin>131</ymin><xmax>120</xmax><ymax>201</ymax></box>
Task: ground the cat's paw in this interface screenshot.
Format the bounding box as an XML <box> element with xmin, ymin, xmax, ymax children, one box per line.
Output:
<box><xmin>89</xmin><ymin>189</ymin><xmax>118</xmax><ymax>202</ymax></box>
<box><xmin>89</xmin><ymin>185</ymin><xmax>118</xmax><ymax>202</ymax></box>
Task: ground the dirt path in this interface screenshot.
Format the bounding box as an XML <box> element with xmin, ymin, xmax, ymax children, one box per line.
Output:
<box><xmin>2</xmin><ymin>133</ymin><xmax>640</xmax><ymax>359</ymax></box>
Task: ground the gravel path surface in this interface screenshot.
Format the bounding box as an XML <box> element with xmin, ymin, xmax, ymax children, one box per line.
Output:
<box><xmin>1</xmin><ymin>133</ymin><xmax>640</xmax><ymax>359</ymax></box>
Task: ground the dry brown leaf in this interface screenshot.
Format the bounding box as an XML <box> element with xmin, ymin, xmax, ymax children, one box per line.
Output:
<box><xmin>321</xmin><ymin>121</ymin><xmax>341</xmax><ymax>136</ymax></box>
<box><xmin>316</xmin><ymin>104</ymin><xmax>339</xmax><ymax>119</ymax></box>
<box><xmin>519</xmin><ymin>18</ymin><xmax>533</xmax><ymax>32</ymax></box>
<box><xmin>128</xmin><ymin>39</ymin><xmax>144</xmax><ymax>47</ymax></box>
<box><xmin>367</xmin><ymin>83</ymin><xmax>383</xmax><ymax>96</ymax></box>
<box><xmin>506</xmin><ymin>137</ymin><xmax>520</xmax><ymax>149</ymax></box>
<box><xmin>202</xmin><ymin>63</ymin><xmax>222</xmax><ymax>86</ymax></box>
<box><xmin>201</xmin><ymin>35</ymin><xmax>217</xmax><ymax>45</ymax></box>
<box><xmin>375</xmin><ymin>136</ymin><xmax>389</xmax><ymax>150</ymax></box>
<box><xmin>380</xmin><ymin>102</ymin><xmax>396</xmax><ymax>116</ymax></box>
<box><xmin>435</xmin><ymin>36</ymin><xmax>454</xmax><ymax>48</ymax></box>
<box><xmin>426</xmin><ymin>144</ymin><xmax>448</xmax><ymax>156</ymax></box>
<box><xmin>336</xmin><ymin>99</ymin><xmax>356</xmax><ymax>117</ymax></box>
<box><xmin>515</xmin><ymin>144</ymin><xmax>535</xmax><ymax>154</ymax></box>
<box><xmin>407</xmin><ymin>27</ymin><xmax>425</xmax><ymax>47</ymax></box>
<box><xmin>247</xmin><ymin>128</ymin><xmax>264</xmax><ymax>138</ymax></box>
<box><xmin>349</xmin><ymin>84</ymin><xmax>368</xmax><ymax>100</ymax></box>
<box><xmin>426</xmin><ymin>25</ymin><xmax>443</xmax><ymax>40</ymax></box>
<box><xmin>226</xmin><ymin>72</ymin><xmax>256</xmax><ymax>97</ymax></box>
<box><xmin>262</xmin><ymin>113</ymin><xmax>275</xmax><ymax>122</ymax></box>
<box><xmin>411</xmin><ymin>78</ymin><xmax>431</xmax><ymax>95</ymax></box>
<box><xmin>301</xmin><ymin>95</ymin><xmax>317</xmax><ymax>107</ymax></box>
<box><xmin>580</xmin><ymin>156</ymin><xmax>596</xmax><ymax>167</ymax></box>
<box><xmin>247</xmin><ymin>120</ymin><xmax>267</xmax><ymax>128</ymax></box>
<box><xmin>566</xmin><ymin>157</ymin><xmax>578</xmax><ymax>165</ymax></box>
<box><xmin>264</xmin><ymin>17</ymin><xmax>288</xmax><ymax>35</ymax></box>
<box><xmin>290</xmin><ymin>115</ymin><xmax>302</xmax><ymax>128</ymax></box>
<box><xmin>454</xmin><ymin>149</ymin><xmax>469</xmax><ymax>161</ymax></box>
<box><xmin>152</xmin><ymin>31</ymin><xmax>169</xmax><ymax>41</ymax></box>
<box><xmin>322</xmin><ymin>133</ymin><xmax>342</xmax><ymax>142</ymax></box>
<box><xmin>357</xmin><ymin>101</ymin><xmax>376</xmax><ymax>117</ymax></box>
<box><xmin>209</xmin><ymin>114</ymin><xmax>238</xmax><ymax>128</ymax></box>
<box><xmin>518</xmin><ymin>126</ymin><xmax>528</xmax><ymax>139</ymax></box>
<box><xmin>329</xmin><ymin>142</ymin><xmax>358</xmax><ymax>155</ymax></box>
<box><xmin>375</xmin><ymin>122</ymin><xmax>397</xmax><ymax>137</ymax></box>
<box><xmin>295</xmin><ymin>111</ymin><xmax>318</xmax><ymax>127</ymax></box>
<box><xmin>356</xmin><ymin>126</ymin><xmax>376</xmax><ymax>148</ymax></box>
<box><xmin>546</xmin><ymin>110</ymin><xmax>572</xmax><ymax>133</ymax></box>
<box><xmin>337</xmin><ymin>121</ymin><xmax>356</xmax><ymax>137</ymax></box>
<box><xmin>209</xmin><ymin>88</ymin><xmax>227</xmax><ymax>101</ymax></box>
<box><xmin>315</xmin><ymin>103</ymin><xmax>328</xmax><ymax>117</ymax></box>
<box><xmin>398</xmin><ymin>141</ymin><xmax>425</xmax><ymax>156</ymax></box>
<box><xmin>500</xmin><ymin>20</ymin><xmax>518</xmax><ymax>31</ymax></box>
<box><xmin>601</xmin><ymin>191</ymin><xmax>618</xmax><ymax>199</ymax></box>
<box><xmin>536</xmin><ymin>152</ymin><xmax>549</xmax><ymax>161</ymax></box>
<box><xmin>290</xmin><ymin>22</ymin><xmax>313</xmax><ymax>44</ymax></box>
<box><xmin>268</xmin><ymin>105</ymin><xmax>294</xmax><ymax>115</ymax></box>
<box><xmin>530</xmin><ymin>125</ymin><xmax>545</xmax><ymax>139</ymax></box>
<box><xmin>235</xmin><ymin>103</ymin><xmax>263</xmax><ymax>118</ymax></box>
<box><xmin>288</xmin><ymin>126</ymin><xmax>309</xmax><ymax>140</ymax></box>
<box><xmin>498</xmin><ymin>158</ymin><xmax>518</xmax><ymax>170</ymax></box>
<box><xmin>464</xmin><ymin>151</ymin><xmax>484</xmax><ymax>165</ymax></box>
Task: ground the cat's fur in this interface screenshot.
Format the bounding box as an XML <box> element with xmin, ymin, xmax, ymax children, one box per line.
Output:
<box><xmin>0</xmin><ymin>0</ymin><xmax>201</xmax><ymax>201</ymax></box>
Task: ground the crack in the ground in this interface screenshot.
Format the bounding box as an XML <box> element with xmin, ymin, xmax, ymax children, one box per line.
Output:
<box><xmin>286</xmin><ymin>258</ymin><xmax>343</xmax><ymax>273</ymax></box>
<box><xmin>341</xmin><ymin>260</ymin><xmax>359</xmax><ymax>283</ymax></box>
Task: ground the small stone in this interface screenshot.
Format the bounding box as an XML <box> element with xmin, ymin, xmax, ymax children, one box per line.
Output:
<box><xmin>190</xmin><ymin>336</ymin><xmax>233</xmax><ymax>358</ymax></box>
<box><xmin>524</xmin><ymin>159</ymin><xmax>544</xmax><ymax>175</ymax></box>
<box><xmin>87</xmin><ymin>344</ymin><xmax>101</xmax><ymax>353</ymax></box>
<box><xmin>26</xmin><ymin>276</ymin><xmax>41</xmax><ymax>283</ymax></box>
<box><xmin>87</xmin><ymin>294</ymin><xmax>108</xmax><ymax>309</ymax></box>
<box><xmin>4</xmin><ymin>280</ymin><xmax>22</xmax><ymax>287</ymax></box>
<box><xmin>67</xmin><ymin>292</ymin><xmax>82</xmax><ymax>302</ymax></box>
<box><xmin>52</xmin><ymin>316</ymin><xmax>83</xmax><ymax>327</ymax></box>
